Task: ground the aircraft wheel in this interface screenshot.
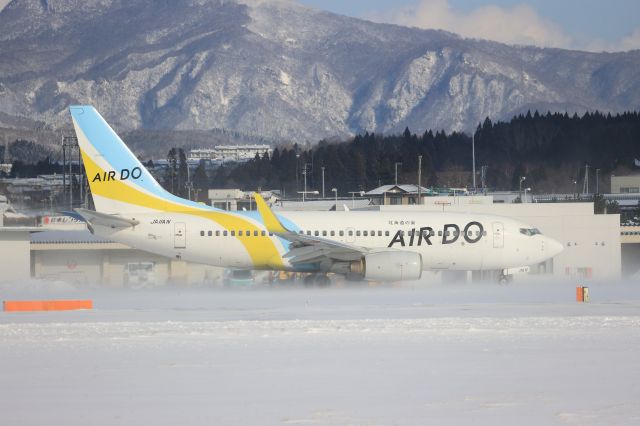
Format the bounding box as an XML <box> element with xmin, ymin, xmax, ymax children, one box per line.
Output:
<box><xmin>316</xmin><ymin>275</ymin><xmax>331</xmax><ymax>287</ymax></box>
<box><xmin>303</xmin><ymin>274</ymin><xmax>315</xmax><ymax>287</ymax></box>
<box><xmin>498</xmin><ymin>274</ymin><xmax>512</xmax><ymax>285</ymax></box>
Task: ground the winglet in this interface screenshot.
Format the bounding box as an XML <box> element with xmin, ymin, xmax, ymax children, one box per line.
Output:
<box><xmin>253</xmin><ymin>193</ymin><xmax>288</xmax><ymax>233</ymax></box>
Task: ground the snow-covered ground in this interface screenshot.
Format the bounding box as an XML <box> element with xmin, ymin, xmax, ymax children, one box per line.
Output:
<box><xmin>2</xmin><ymin>279</ymin><xmax>640</xmax><ymax>425</ymax></box>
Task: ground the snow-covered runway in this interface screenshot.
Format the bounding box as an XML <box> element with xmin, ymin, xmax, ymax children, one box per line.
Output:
<box><xmin>2</xmin><ymin>281</ymin><xmax>640</xmax><ymax>425</ymax></box>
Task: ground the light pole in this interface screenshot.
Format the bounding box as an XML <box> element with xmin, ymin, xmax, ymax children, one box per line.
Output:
<box><xmin>349</xmin><ymin>191</ymin><xmax>364</xmax><ymax>208</ymax></box>
<box><xmin>331</xmin><ymin>188</ymin><xmax>337</xmax><ymax>210</ymax></box>
<box><xmin>519</xmin><ymin>176</ymin><xmax>526</xmax><ymax>201</ymax></box>
<box><xmin>395</xmin><ymin>162</ymin><xmax>402</xmax><ymax>185</ymax></box>
<box><xmin>596</xmin><ymin>168</ymin><xmax>600</xmax><ymax>194</ymax></box>
<box><xmin>302</xmin><ymin>163</ymin><xmax>310</xmax><ymax>202</ymax></box>
<box><xmin>295</xmin><ymin>153</ymin><xmax>300</xmax><ymax>195</ymax></box>
<box><xmin>321</xmin><ymin>166</ymin><xmax>325</xmax><ymax>198</ymax></box>
<box><xmin>573</xmin><ymin>180</ymin><xmax>577</xmax><ymax>198</ymax></box>
<box><xmin>417</xmin><ymin>155</ymin><xmax>422</xmax><ymax>205</ymax></box>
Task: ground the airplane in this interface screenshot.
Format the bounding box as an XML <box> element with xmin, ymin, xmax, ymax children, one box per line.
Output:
<box><xmin>69</xmin><ymin>105</ymin><xmax>564</xmax><ymax>285</ymax></box>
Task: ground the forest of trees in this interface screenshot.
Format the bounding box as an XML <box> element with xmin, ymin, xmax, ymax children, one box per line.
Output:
<box><xmin>3</xmin><ymin>111</ymin><xmax>640</xmax><ymax>200</ymax></box>
<box><xmin>200</xmin><ymin>111</ymin><xmax>640</xmax><ymax>197</ymax></box>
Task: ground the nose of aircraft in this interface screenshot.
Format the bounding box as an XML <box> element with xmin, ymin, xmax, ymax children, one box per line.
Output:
<box><xmin>544</xmin><ymin>236</ymin><xmax>564</xmax><ymax>258</ymax></box>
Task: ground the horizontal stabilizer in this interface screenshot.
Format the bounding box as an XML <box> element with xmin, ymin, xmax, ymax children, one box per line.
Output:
<box><xmin>75</xmin><ymin>208</ymin><xmax>140</xmax><ymax>229</ymax></box>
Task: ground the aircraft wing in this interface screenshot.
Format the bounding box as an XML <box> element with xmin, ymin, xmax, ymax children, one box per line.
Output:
<box><xmin>253</xmin><ymin>193</ymin><xmax>366</xmax><ymax>265</ymax></box>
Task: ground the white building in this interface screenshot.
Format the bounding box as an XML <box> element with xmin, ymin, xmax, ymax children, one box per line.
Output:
<box><xmin>189</xmin><ymin>145</ymin><xmax>273</xmax><ymax>163</ymax></box>
<box><xmin>611</xmin><ymin>174</ymin><xmax>640</xmax><ymax>193</ymax></box>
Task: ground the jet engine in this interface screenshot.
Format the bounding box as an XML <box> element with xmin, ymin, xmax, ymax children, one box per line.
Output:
<box><xmin>343</xmin><ymin>251</ymin><xmax>422</xmax><ymax>282</ymax></box>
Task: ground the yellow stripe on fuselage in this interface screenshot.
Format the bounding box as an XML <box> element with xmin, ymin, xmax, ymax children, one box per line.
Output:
<box><xmin>81</xmin><ymin>151</ymin><xmax>284</xmax><ymax>268</ymax></box>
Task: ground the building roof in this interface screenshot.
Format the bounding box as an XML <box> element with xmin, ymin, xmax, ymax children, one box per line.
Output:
<box><xmin>365</xmin><ymin>184</ymin><xmax>432</xmax><ymax>196</ymax></box>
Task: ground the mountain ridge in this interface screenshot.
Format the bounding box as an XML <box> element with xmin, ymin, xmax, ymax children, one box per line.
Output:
<box><xmin>1</xmin><ymin>0</ymin><xmax>639</xmax><ymax>142</ymax></box>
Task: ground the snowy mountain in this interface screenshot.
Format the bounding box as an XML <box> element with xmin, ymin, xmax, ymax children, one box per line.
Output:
<box><xmin>1</xmin><ymin>0</ymin><xmax>640</xmax><ymax>142</ymax></box>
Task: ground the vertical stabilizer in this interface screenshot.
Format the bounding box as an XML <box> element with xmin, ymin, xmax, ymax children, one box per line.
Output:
<box><xmin>69</xmin><ymin>105</ymin><xmax>199</xmax><ymax>214</ymax></box>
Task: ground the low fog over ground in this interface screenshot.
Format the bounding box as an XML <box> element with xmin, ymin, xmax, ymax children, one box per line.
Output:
<box><xmin>2</xmin><ymin>279</ymin><xmax>640</xmax><ymax>425</ymax></box>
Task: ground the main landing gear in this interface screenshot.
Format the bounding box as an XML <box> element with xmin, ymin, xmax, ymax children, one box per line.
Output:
<box><xmin>498</xmin><ymin>273</ymin><xmax>514</xmax><ymax>285</ymax></box>
<box><xmin>303</xmin><ymin>274</ymin><xmax>331</xmax><ymax>287</ymax></box>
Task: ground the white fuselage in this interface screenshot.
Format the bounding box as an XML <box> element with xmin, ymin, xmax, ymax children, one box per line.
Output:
<box><xmin>93</xmin><ymin>210</ymin><xmax>562</xmax><ymax>273</ymax></box>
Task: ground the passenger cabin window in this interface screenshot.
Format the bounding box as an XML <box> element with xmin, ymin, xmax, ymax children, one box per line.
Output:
<box><xmin>378</xmin><ymin>231</ymin><xmax>382</xmax><ymax>236</ymax></box>
<box><xmin>363</xmin><ymin>231</ymin><xmax>368</xmax><ymax>236</ymax></box>
<box><xmin>339</xmin><ymin>230</ymin><xmax>344</xmax><ymax>236</ymax></box>
<box><xmin>356</xmin><ymin>230</ymin><xmax>361</xmax><ymax>236</ymax></box>
<box><xmin>261</xmin><ymin>231</ymin><xmax>266</xmax><ymax>236</ymax></box>
<box><xmin>330</xmin><ymin>231</ymin><xmax>335</xmax><ymax>236</ymax></box>
<box><xmin>208</xmin><ymin>231</ymin><xmax>212</xmax><ymax>237</ymax></box>
<box><xmin>200</xmin><ymin>231</ymin><xmax>205</xmax><ymax>236</ymax></box>
<box><xmin>385</xmin><ymin>231</ymin><xmax>390</xmax><ymax>236</ymax></box>
<box><xmin>322</xmin><ymin>231</ymin><xmax>327</xmax><ymax>236</ymax></box>
<box><xmin>314</xmin><ymin>231</ymin><xmax>319</xmax><ymax>236</ymax></box>
<box><xmin>216</xmin><ymin>230</ymin><xmax>220</xmax><ymax>236</ymax></box>
<box><xmin>348</xmin><ymin>230</ymin><xmax>353</xmax><ymax>236</ymax></box>
<box><xmin>223</xmin><ymin>230</ymin><xmax>228</xmax><ymax>236</ymax></box>
<box><xmin>238</xmin><ymin>230</ymin><xmax>243</xmax><ymax>236</ymax></box>
<box><xmin>230</xmin><ymin>230</ymin><xmax>235</xmax><ymax>236</ymax></box>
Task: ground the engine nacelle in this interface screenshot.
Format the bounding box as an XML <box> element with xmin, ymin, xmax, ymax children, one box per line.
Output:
<box><xmin>349</xmin><ymin>251</ymin><xmax>422</xmax><ymax>282</ymax></box>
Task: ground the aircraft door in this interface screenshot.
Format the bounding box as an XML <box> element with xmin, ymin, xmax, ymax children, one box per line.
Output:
<box><xmin>492</xmin><ymin>222</ymin><xmax>504</xmax><ymax>248</ymax></box>
<box><xmin>174</xmin><ymin>222</ymin><xmax>186</xmax><ymax>248</ymax></box>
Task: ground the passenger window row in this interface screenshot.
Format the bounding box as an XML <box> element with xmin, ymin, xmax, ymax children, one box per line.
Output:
<box><xmin>199</xmin><ymin>229</ymin><xmax>487</xmax><ymax>238</ymax></box>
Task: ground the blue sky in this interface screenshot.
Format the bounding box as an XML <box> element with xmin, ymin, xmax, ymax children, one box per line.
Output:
<box><xmin>298</xmin><ymin>0</ymin><xmax>640</xmax><ymax>51</ymax></box>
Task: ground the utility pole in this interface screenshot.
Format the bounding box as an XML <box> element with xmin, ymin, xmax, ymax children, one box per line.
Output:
<box><xmin>395</xmin><ymin>162</ymin><xmax>402</xmax><ymax>185</ymax></box>
<box><xmin>321</xmin><ymin>166</ymin><xmax>325</xmax><ymax>198</ymax></box>
<box><xmin>472</xmin><ymin>134</ymin><xmax>476</xmax><ymax>191</ymax></box>
<box><xmin>596</xmin><ymin>168</ymin><xmax>600</xmax><ymax>194</ymax></box>
<box><xmin>417</xmin><ymin>155</ymin><xmax>422</xmax><ymax>205</ymax></box>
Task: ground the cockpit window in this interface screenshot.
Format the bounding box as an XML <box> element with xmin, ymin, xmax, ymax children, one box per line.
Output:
<box><xmin>520</xmin><ymin>227</ymin><xmax>542</xmax><ymax>236</ymax></box>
